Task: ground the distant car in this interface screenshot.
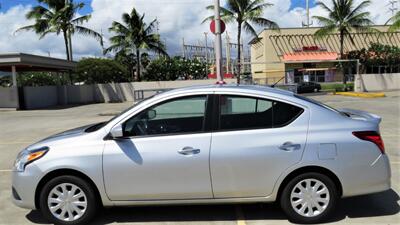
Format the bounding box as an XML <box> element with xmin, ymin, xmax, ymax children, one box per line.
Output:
<box><xmin>297</xmin><ymin>81</ymin><xmax>322</xmax><ymax>93</ymax></box>
<box><xmin>12</xmin><ymin>85</ymin><xmax>390</xmax><ymax>224</ymax></box>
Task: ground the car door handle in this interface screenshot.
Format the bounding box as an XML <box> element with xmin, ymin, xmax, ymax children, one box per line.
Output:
<box><xmin>178</xmin><ymin>147</ymin><xmax>201</xmax><ymax>155</ymax></box>
<box><xmin>279</xmin><ymin>142</ymin><xmax>301</xmax><ymax>152</ymax></box>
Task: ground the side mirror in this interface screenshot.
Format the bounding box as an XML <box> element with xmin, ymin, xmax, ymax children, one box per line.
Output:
<box><xmin>147</xmin><ymin>109</ymin><xmax>157</xmax><ymax>120</ymax></box>
<box><xmin>109</xmin><ymin>124</ymin><xmax>124</xmax><ymax>139</ymax></box>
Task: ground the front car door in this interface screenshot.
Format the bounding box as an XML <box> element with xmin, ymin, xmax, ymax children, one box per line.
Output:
<box><xmin>210</xmin><ymin>94</ymin><xmax>309</xmax><ymax>198</ymax></box>
<box><xmin>103</xmin><ymin>95</ymin><xmax>213</xmax><ymax>200</ymax></box>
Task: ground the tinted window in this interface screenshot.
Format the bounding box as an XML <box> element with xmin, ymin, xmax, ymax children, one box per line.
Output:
<box><xmin>219</xmin><ymin>96</ymin><xmax>274</xmax><ymax>130</ymax></box>
<box><xmin>219</xmin><ymin>95</ymin><xmax>303</xmax><ymax>131</ymax></box>
<box><xmin>123</xmin><ymin>96</ymin><xmax>207</xmax><ymax>137</ymax></box>
<box><xmin>273</xmin><ymin>101</ymin><xmax>304</xmax><ymax>127</ymax></box>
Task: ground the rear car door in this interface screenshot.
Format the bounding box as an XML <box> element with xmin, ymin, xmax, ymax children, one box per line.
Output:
<box><xmin>103</xmin><ymin>95</ymin><xmax>213</xmax><ymax>200</ymax></box>
<box><xmin>210</xmin><ymin>94</ymin><xmax>309</xmax><ymax>198</ymax></box>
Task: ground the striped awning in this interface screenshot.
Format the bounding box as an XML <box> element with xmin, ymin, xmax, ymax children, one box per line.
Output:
<box><xmin>283</xmin><ymin>52</ymin><xmax>338</xmax><ymax>62</ymax></box>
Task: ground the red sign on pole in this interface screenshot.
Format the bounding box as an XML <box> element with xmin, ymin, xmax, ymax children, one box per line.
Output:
<box><xmin>210</xmin><ymin>19</ymin><xmax>226</xmax><ymax>34</ymax></box>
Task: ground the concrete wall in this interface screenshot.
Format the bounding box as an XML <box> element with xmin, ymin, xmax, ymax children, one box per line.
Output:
<box><xmin>355</xmin><ymin>73</ymin><xmax>400</xmax><ymax>92</ymax></box>
<box><xmin>12</xmin><ymin>79</ymin><xmax>237</xmax><ymax>109</ymax></box>
<box><xmin>23</xmin><ymin>86</ymin><xmax>58</xmax><ymax>109</ymax></box>
<box><xmin>0</xmin><ymin>87</ymin><xmax>19</xmax><ymax>108</ymax></box>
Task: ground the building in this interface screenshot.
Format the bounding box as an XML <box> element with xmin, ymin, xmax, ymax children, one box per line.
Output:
<box><xmin>250</xmin><ymin>26</ymin><xmax>400</xmax><ymax>84</ymax></box>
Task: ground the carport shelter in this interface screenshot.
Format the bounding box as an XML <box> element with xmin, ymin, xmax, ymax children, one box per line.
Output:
<box><xmin>0</xmin><ymin>53</ymin><xmax>76</xmax><ymax>109</ymax></box>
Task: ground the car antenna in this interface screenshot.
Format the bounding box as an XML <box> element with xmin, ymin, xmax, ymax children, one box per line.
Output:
<box><xmin>271</xmin><ymin>76</ymin><xmax>285</xmax><ymax>88</ymax></box>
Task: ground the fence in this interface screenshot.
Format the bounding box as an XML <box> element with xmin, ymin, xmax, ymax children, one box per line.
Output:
<box><xmin>4</xmin><ymin>79</ymin><xmax>237</xmax><ymax>110</ymax></box>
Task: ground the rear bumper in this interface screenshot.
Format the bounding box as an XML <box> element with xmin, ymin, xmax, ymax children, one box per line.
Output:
<box><xmin>342</xmin><ymin>154</ymin><xmax>391</xmax><ymax>197</ymax></box>
<box><xmin>11</xmin><ymin>164</ymin><xmax>42</xmax><ymax>210</ymax></box>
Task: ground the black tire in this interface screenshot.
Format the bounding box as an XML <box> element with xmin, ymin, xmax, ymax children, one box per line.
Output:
<box><xmin>39</xmin><ymin>175</ymin><xmax>98</xmax><ymax>225</ymax></box>
<box><xmin>280</xmin><ymin>172</ymin><xmax>338</xmax><ymax>224</ymax></box>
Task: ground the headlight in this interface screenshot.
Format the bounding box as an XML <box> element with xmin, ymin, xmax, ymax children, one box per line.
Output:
<box><xmin>14</xmin><ymin>147</ymin><xmax>49</xmax><ymax>172</ymax></box>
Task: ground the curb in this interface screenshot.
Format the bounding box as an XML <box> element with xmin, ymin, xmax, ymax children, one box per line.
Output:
<box><xmin>334</xmin><ymin>92</ymin><xmax>386</xmax><ymax>98</ymax></box>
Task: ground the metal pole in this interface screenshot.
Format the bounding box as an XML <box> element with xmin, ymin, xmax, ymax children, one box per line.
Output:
<box><xmin>204</xmin><ymin>32</ymin><xmax>209</xmax><ymax>63</ymax></box>
<box><xmin>226</xmin><ymin>32</ymin><xmax>231</xmax><ymax>74</ymax></box>
<box><xmin>214</xmin><ymin>0</ymin><xmax>224</xmax><ymax>83</ymax></box>
<box><xmin>306</xmin><ymin>0</ymin><xmax>310</xmax><ymax>27</ymax></box>
<box><xmin>204</xmin><ymin>32</ymin><xmax>209</xmax><ymax>77</ymax></box>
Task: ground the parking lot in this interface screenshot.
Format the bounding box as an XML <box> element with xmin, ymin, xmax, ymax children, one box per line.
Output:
<box><xmin>0</xmin><ymin>91</ymin><xmax>399</xmax><ymax>225</ymax></box>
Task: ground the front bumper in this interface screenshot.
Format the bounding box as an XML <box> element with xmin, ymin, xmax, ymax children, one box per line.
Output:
<box><xmin>11</xmin><ymin>163</ymin><xmax>42</xmax><ymax>209</ymax></box>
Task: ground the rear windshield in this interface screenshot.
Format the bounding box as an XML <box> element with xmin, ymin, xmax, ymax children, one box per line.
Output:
<box><xmin>294</xmin><ymin>94</ymin><xmax>348</xmax><ymax>116</ymax></box>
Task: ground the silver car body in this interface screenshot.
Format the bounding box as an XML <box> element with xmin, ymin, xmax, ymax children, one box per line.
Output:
<box><xmin>12</xmin><ymin>85</ymin><xmax>391</xmax><ymax>209</ymax></box>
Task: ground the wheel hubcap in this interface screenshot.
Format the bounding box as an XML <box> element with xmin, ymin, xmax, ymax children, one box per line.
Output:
<box><xmin>47</xmin><ymin>183</ymin><xmax>87</xmax><ymax>222</ymax></box>
<box><xmin>290</xmin><ymin>179</ymin><xmax>330</xmax><ymax>217</ymax></box>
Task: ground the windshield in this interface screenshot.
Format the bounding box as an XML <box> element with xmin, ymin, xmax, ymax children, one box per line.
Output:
<box><xmin>85</xmin><ymin>95</ymin><xmax>158</xmax><ymax>133</ymax></box>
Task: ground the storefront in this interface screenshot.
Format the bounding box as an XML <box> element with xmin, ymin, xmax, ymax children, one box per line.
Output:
<box><xmin>250</xmin><ymin>26</ymin><xmax>399</xmax><ymax>84</ymax></box>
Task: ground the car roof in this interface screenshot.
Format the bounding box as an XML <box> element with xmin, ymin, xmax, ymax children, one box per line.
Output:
<box><xmin>156</xmin><ymin>84</ymin><xmax>295</xmax><ymax>99</ymax></box>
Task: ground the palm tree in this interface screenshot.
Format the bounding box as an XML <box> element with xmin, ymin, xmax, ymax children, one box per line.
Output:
<box><xmin>204</xmin><ymin>0</ymin><xmax>278</xmax><ymax>84</ymax></box>
<box><xmin>388</xmin><ymin>11</ymin><xmax>400</xmax><ymax>32</ymax></box>
<box><xmin>105</xmin><ymin>8</ymin><xmax>168</xmax><ymax>81</ymax></box>
<box><xmin>313</xmin><ymin>0</ymin><xmax>375</xmax><ymax>63</ymax></box>
<box><xmin>16</xmin><ymin>0</ymin><xmax>103</xmax><ymax>61</ymax></box>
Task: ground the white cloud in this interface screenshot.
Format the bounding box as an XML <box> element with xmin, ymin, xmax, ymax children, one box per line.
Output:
<box><xmin>0</xmin><ymin>0</ymin><xmax>394</xmax><ymax>60</ymax></box>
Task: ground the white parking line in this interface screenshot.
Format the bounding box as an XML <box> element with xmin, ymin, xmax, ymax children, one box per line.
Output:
<box><xmin>0</xmin><ymin>169</ymin><xmax>12</xmax><ymax>172</ymax></box>
<box><xmin>235</xmin><ymin>206</ymin><xmax>246</xmax><ymax>225</ymax></box>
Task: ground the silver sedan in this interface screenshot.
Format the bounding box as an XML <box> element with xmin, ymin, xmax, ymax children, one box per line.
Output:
<box><xmin>12</xmin><ymin>85</ymin><xmax>391</xmax><ymax>224</ymax></box>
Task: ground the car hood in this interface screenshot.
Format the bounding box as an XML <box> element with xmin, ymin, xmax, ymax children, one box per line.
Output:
<box><xmin>26</xmin><ymin>123</ymin><xmax>97</xmax><ymax>150</ymax></box>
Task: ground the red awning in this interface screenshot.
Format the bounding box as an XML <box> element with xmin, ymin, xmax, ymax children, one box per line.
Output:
<box><xmin>283</xmin><ymin>52</ymin><xmax>338</xmax><ymax>62</ymax></box>
<box><xmin>208</xmin><ymin>73</ymin><xmax>235</xmax><ymax>79</ymax></box>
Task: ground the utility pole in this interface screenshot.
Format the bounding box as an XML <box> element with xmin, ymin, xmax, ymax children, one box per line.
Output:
<box><xmin>389</xmin><ymin>0</ymin><xmax>398</xmax><ymax>16</ymax></box>
<box><xmin>302</xmin><ymin>0</ymin><xmax>313</xmax><ymax>27</ymax></box>
<box><xmin>214</xmin><ymin>0</ymin><xmax>224</xmax><ymax>83</ymax></box>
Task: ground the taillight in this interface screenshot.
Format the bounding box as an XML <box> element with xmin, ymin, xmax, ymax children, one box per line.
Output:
<box><xmin>353</xmin><ymin>131</ymin><xmax>385</xmax><ymax>154</ymax></box>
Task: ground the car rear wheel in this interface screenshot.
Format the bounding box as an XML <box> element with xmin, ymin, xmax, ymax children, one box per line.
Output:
<box><xmin>280</xmin><ymin>172</ymin><xmax>338</xmax><ymax>224</ymax></box>
<box><xmin>39</xmin><ymin>175</ymin><xmax>98</xmax><ymax>225</ymax></box>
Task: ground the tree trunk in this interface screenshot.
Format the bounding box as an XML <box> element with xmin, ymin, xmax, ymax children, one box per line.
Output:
<box><xmin>63</xmin><ymin>31</ymin><xmax>70</xmax><ymax>61</ymax></box>
<box><xmin>68</xmin><ymin>29</ymin><xmax>73</xmax><ymax>61</ymax></box>
<box><xmin>63</xmin><ymin>30</ymin><xmax>73</xmax><ymax>84</ymax></box>
<box><xmin>136</xmin><ymin>49</ymin><xmax>141</xmax><ymax>82</ymax></box>
<box><xmin>340</xmin><ymin>30</ymin><xmax>347</xmax><ymax>85</ymax></box>
<box><xmin>237</xmin><ymin>22</ymin><xmax>242</xmax><ymax>85</ymax></box>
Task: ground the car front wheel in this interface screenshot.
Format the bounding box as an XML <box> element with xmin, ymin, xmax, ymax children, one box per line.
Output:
<box><xmin>39</xmin><ymin>175</ymin><xmax>98</xmax><ymax>225</ymax></box>
<box><xmin>280</xmin><ymin>172</ymin><xmax>338</xmax><ymax>224</ymax></box>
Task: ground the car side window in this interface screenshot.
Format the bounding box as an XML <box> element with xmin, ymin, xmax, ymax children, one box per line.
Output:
<box><xmin>219</xmin><ymin>95</ymin><xmax>274</xmax><ymax>130</ymax></box>
<box><xmin>273</xmin><ymin>101</ymin><xmax>304</xmax><ymax>127</ymax></box>
<box><xmin>123</xmin><ymin>95</ymin><xmax>207</xmax><ymax>137</ymax></box>
<box><xmin>218</xmin><ymin>95</ymin><xmax>304</xmax><ymax>131</ymax></box>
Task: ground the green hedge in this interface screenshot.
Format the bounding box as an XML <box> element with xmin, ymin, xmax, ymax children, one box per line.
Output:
<box><xmin>321</xmin><ymin>83</ymin><xmax>354</xmax><ymax>92</ymax></box>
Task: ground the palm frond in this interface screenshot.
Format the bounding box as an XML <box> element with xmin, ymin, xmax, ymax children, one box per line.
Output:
<box><xmin>243</xmin><ymin>21</ymin><xmax>258</xmax><ymax>38</ymax></box>
<box><xmin>75</xmin><ymin>25</ymin><xmax>103</xmax><ymax>45</ymax></box>
<box><xmin>251</xmin><ymin>17</ymin><xmax>279</xmax><ymax>30</ymax></box>
<box><xmin>347</xmin><ymin>0</ymin><xmax>371</xmax><ymax>20</ymax></box>
<box><xmin>315</xmin><ymin>1</ymin><xmax>333</xmax><ymax>14</ymax></box>
<box><xmin>71</xmin><ymin>15</ymin><xmax>91</xmax><ymax>25</ymax></box>
<box><xmin>389</xmin><ymin>11</ymin><xmax>400</xmax><ymax>31</ymax></box>
<box><xmin>314</xmin><ymin>25</ymin><xmax>336</xmax><ymax>39</ymax></box>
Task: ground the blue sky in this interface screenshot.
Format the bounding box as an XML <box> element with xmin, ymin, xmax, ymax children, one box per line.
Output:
<box><xmin>0</xmin><ymin>0</ymin><xmax>389</xmax><ymax>59</ymax></box>
<box><xmin>0</xmin><ymin>0</ymin><xmax>315</xmax><ymax>13</ymax></box>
